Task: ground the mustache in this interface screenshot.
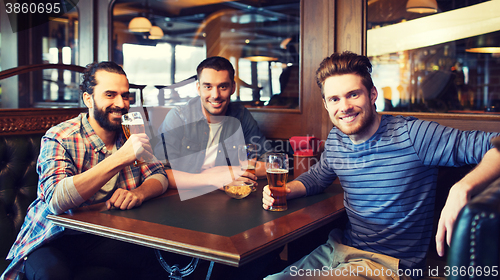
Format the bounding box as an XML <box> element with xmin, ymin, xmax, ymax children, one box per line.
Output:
<box><xmin>341</xmin><ymin>108</ymin><xmax>356</xmax><ymax>114</ymax></box>
<box><xmin>106</xmin><ymin>107</ymin><xmax>128</xmax><ymax>114</ymax></box>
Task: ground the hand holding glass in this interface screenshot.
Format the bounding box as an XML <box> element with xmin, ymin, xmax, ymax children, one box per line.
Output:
<box><xmin>121</xmin><ymin>112</ymin><xmax>146</xmax><ymax>166</ymax></box>
<box><xmin>266</xmin><ymin>153</ymin><xmax>289</xmax><ymax>211</ymax></box>
<box><xmin>238</xmin><ymin>144</ymin><xmax>258</xmax><ymax>191</ymax></box>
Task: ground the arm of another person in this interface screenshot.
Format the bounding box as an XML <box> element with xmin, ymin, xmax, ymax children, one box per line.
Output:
<box><xmin>165</xmin><ymin>167</ymin><xmax>257</xmax><ymax>190</ymax></box>
<box><xmin>262</xmin><ymin>151</ymin><xmax>337</xmax><ymax>209</ymax></box>
<box><xmin>405</xmin><ymin>119</ymin><xmax>500</xmax><ymax>257</ymax></box>
<box><xmin>46</xmin><ymin>133</ymin><xmax>165</xmax><ymax>213</ymax></box>
<box><xmin>436</xmin><ymin>147</ymin><xmax>500</xmax><ymax>257</ymax></box>
<box><xmin>106</xmin><ymin>173</ymin><xmax>167</xmax><ymax>210</ymax></box>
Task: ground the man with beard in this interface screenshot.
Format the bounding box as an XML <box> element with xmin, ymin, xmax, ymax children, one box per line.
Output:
<box><xmin>262</xmin><ymin>52</ymin><xmax>500</xmax><ymax>280</ymax></box>
<box><xmin>156</xmin><ymin>56</ymin><xmax>272</xmax><ymax>191</ymax></box>
<box><xmin>2</xmin><ymin>62</ymin><xmax>169</xmax><ymax>280</ymax></box>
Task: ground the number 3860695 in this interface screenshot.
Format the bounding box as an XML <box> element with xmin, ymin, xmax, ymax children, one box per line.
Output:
<box><xmin>444</xmin><ymin>266</ymin><xmax>498</xmax><ymax>277</ymax></box>
<box><xmin>5</xmin><ymin>2</ymin><xmax>61</xmax><ymax>14</ymax></box>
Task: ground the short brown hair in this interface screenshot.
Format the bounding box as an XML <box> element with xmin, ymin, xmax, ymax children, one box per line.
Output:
<box><xmin>315</xmin><ymin>51</ymin><xmax>374</xmax><ymax>98</ymax></box>
<box><xmin>196</xmin><ymin>56</ymin><xmax>235</xmax><ymax>83</ymax></box>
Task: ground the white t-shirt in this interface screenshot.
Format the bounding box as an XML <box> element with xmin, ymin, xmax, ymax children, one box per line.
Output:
<box><xmin>201</xmin><ymin>121</ymin><xmax>224</xmax><ymax>170</ymax></box>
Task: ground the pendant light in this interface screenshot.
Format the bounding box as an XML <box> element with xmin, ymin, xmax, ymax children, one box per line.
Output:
<box><xmin>242</xmin><ymin>41</ymin><xmax>278</xmax><ymax>62</ymax></box>
<box><xmin>149</xmin><ymin>26</ymin><xmax>164</xmax><ymax>40</ymax></box>
<box><xmin>406</xmin><ymin>0</ymin><xmax>438</xmax><ymax>14</ymax></box>
<box><xmin>128</xmin><ymin>17</ymin><xmax>152</xmax><ymax>33</ymax></box>
<box><xmin>466</xmin><ymin>32</ymin><xmax>500</xmax><ymax>54</ymax></box>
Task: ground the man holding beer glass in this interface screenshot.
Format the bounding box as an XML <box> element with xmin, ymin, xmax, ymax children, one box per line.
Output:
<box><xmin>156</xmin><ymin>56</ymin><xmax>272</xmax><ymax>192</ymax></box>
<box><xmin>2</xmin><ymin>62</ymin><xmax>168</xmax><ymax>280</ymax></box>
<box><xmin>262</xmin><ymin>52</ymin><xmax>500</xmax><ymax>279</ymax></box>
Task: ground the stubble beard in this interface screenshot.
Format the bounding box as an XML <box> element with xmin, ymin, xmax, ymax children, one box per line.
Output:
<box><xmin>334</xmin><ymin>106</ymin><xmax>376</xmax><ymax>136</ymax></box>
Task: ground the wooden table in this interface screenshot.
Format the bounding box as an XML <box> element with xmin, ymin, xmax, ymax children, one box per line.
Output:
<box><xmin>47</xmin><ymin>179</ymin><xmax>344</xmax><ymax>273</ymax></box>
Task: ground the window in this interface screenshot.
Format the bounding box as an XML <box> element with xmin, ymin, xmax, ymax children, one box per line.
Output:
<box><xmin>367</xmin><ymin>0</ymin><xmax>500</xmax><ymax>114</ymax></box>
<box><xmin>112</xmin><ymin>0</ymin><xmax>300</xmax><ymax>109</ymax></box>
<box><xmin>37</xmin><ymin>17</ymin><xmax>80</xmax><ymax>107</ymax></box>
<box><xmin>0</xmin><ymin>5</ymin><xmax>80</xmax><ymax>108</ymax></box>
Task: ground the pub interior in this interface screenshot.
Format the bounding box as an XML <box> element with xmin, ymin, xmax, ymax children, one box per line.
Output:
<box><xmin>1</xmin><ymin>0</ymin><xmax>500</xmax><ymax>279</ymax></box>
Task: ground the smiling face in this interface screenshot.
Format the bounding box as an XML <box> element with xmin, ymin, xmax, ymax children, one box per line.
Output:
<box><xmin>197</xmin><ymin>68</ymin><xmax>235</xmax><ymax>120</ymax></box>
<box><xmin>322</xmin><ymin>73</ymin><xmax>380</xmax><ymax>143</ymax></box>
<box><xmin>84</xmin><ymin>70</ymin><xmax>130</xmax><ymax>132</ymax></box>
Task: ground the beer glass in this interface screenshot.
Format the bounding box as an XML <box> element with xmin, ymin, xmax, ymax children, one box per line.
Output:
<box><xmin>238</xmin><ymin>144</ymin><xmax>258</xmax><ymax>191</ymax></box>
<box><xmin>121</xmin><ymin>112</ymin><xmax>146</xmax><ymax>166</ymax></box>
<box><xmin>266</xmin><ymin>153</ymin><xmax>289</xmax><ymax>211</ymax></box>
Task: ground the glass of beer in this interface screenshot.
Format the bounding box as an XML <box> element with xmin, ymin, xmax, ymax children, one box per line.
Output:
<box><xmin>266</xmin><ymin>153</ymin><xmax>289</xmax><ymax>211</ymax></box>
<box><xmin>121</xmin><ymin>112</ymin><xmax>146</xmax><ymax>166</ymax></box>
<box><xmin>238</xmin><ymin>144</ymin><xmax>258</xmax><ymax>191</ymax></box>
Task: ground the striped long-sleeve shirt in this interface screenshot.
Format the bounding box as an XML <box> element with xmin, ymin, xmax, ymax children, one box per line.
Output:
<box><xmin>1</xmin><ymin>113</ymin><xmax>167</xmax><ymax>280</ymax></box>
<box><xmin>296</xmin><ymin>114</ymin><xmax>500</xmax><ymax>271</ymax></box>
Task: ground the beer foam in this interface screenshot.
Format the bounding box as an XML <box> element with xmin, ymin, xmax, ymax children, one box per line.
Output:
<box><xmin>122</xmin><ymin>116</ymin><xmax>144</xmax><ymax>125</ymax></box>
<box><xmin>267</xmin><ymin>169</ymin><xmax>288</xmax><ymax>174</ymax></box>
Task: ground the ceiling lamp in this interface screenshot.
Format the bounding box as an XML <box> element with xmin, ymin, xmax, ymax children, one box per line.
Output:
<box><xmin>242</xmin><ymin>43</ymin><xmax>278</xmax><ymax>62</ymax></box>
<box><xmin>466</xmin><ymin>32</ymin><xmax>500</xmax><ymax>54</ymax></box>
<box><xmin>406</xmin><ymin>0</ymin><xmax>438</xmax><ymax>14</ymax></box>
<box><xmin>128</xmin><ymin>17</ymin><xmax>152</xmax><ymax>33</ymax></box>
<box><xmin>149</xmin><ymin>26</ymin><xmax>164</xmax><ymax>39</ymax></box>
<box><xmin>245</xmin><ymin>55</ymin><xmax>279</xmax><ymax>62</ymax></box>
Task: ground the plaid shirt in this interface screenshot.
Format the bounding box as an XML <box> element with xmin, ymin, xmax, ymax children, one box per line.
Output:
<box><xmin>1</xmin><ymin>113</ymin><xmax>167</xmax><ymax>280</ymax></box>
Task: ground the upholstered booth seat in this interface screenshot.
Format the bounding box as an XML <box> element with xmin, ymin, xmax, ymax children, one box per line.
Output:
<box><xmin>0</xmin><ymin>134</ymin><xmax>42</xmax><ymax>272</ymax></box>
<box><xmin>447</xmin><ymin>178</ymin><xmax>500</xmax><ymax>280</ymax></box>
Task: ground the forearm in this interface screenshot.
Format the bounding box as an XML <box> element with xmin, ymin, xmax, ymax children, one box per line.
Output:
<box><xmin>165</xmin><ymin>169</ymin><xmax>209</xmax><ymax>189</ymax></box>
<box><xmin>48</xmin><ymin>177</ymin><xmax>85</xmax><ymax>214</ymax></box>
<box><xmin>131</xmin><ymin>175</ymin><xmax>167</xmax><ymax>203</ymax></box>
<box><xmin>72</xmin><ymin>153</ymin><xmax>129</xmax><ymax>201</ymax></box>
<box><xmin>435</xmin><ymin>148</ymin><xmax>500</xmax><ymax>256</ymax></box>
<box><xmin>455</xmin><ymin>148</ymin><xmax>500</xmax><ymax>198</ymax></box>
<box><xmin>255</xmin><ymin>161</ymin><xmax>266</xmax><ymax>178</ymax></box>
<box><xmin>165</xmin><ymin>166</ymin><xmax>246</xmax><ymax>190</ymax></box>
<box><xmin>286</xmin><ymin>180</ymin><xmax>307</xmax><ymax>200</ymax></box>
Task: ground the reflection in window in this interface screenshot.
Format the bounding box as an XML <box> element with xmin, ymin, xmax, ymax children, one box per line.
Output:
<box><xmin>112</xmin><ymin>0</ymin><xmax>299</xmax><ymax>109</ymax></box>
<box><xmin>36</xmin><ymin>15</ymin><xmax>80</xmax><ymax>107</ymax></box>
<box><xmin>367</xmin><ymin>0</ymin><xmax>500</xmax><ymax>114</ymax></box>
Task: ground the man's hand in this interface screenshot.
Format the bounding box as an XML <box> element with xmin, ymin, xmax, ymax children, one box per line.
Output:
<box><xmin>106</xmin><ymin>188</ymin><xmax>144</xmax><ymax>210</ymax></box>
<box><xmin>435</xmin><ymin>182</ymin><xmax>470</xmax><ymax>257</ymax></box>
<box><xmin>201</xmin><ymin>166</ymin><xmax>258</xmax><ymax>190</ymax></box>
<box><xmin>262</xmin><ymin>184</ymin><xmax>291</xmax><ymax>210</ymax></box>
<box><xmin>117</xmin><ymin>133</ymin><xmax>154</xmax><ymax>164</ymax></box>
<box><xmin>262</xmin><ymin>180</ymin><xmax>307</xmax><ymax>210</ymax></box>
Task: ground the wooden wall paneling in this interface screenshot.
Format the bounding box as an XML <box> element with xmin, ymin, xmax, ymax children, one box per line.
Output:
<box><xmin>301</xmin><ymin>0</ymin><xmax>336</xmax><ymax>141</ymax></box>
<box><xmin>0</xmin><ymin>108</ymin><xmax>86</xmax><ymax>136</ymax></box>
<box><xmin>250</xmin><ymin>110</ymin><xmax>303</xmax><ymax>141</ymax></box>
<box><xmin>335</xmin><ymin>0</ymin><xmax>365</xmax><ymax>55</ymax></box>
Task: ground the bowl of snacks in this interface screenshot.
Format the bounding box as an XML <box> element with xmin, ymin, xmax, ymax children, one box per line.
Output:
<box><xmin>223</xmin><ymin>181</ymin><xmax>254</xmax><ymax>199</ymax></box>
